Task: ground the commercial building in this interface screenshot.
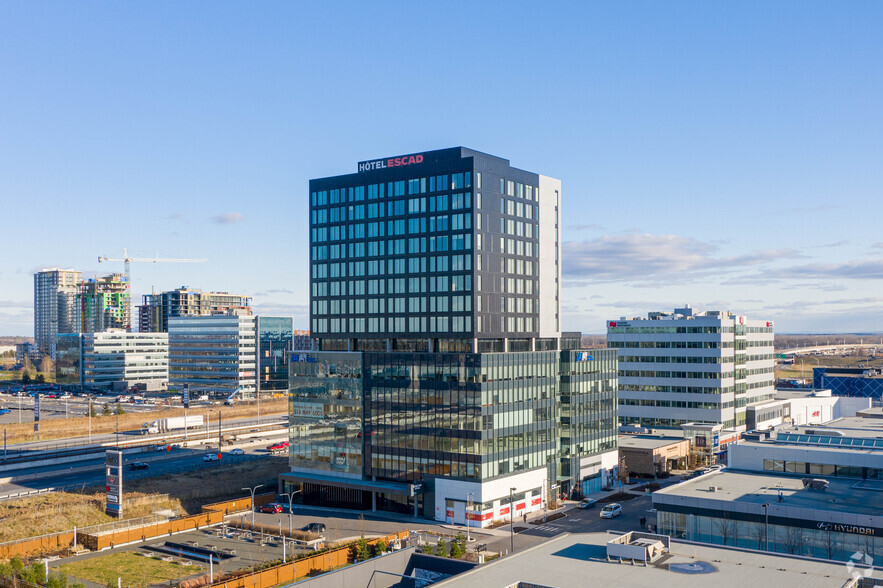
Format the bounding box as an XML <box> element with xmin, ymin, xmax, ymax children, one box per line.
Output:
<box><xmin>256</xmin><ymin>316</ymin><xmax>293</xmax><ymax>396</ymax></box>
<box><xmin>77</xmin><ymin>273</ymin><xmax>130</xmax><ymax>333</ymax></box>
<box><xmin>747</xmin><ymin>388</ymin><xmax>871</xmax><ymax>431</ymax></box>
<box><xmin>55</xmin><ymin>331</ymin><xmax>168</xmax><ymax>391</ymax></box>
<box><xmin>138</xmin><ymin>287</ymin><xmax>252</xmax><ymax>333</ymax></box>
<box><xmin>432</xmin><ymin>531</ymin><xmax>857</xmax><ymax>588</ymax></box>
<box><xmin>618</xmin><ymin>435</ymin><xmax>690</xmax><ymax>477</ymax></box>
<box><xmin>282</xmin><ymin>147</ymin><xmax>619</xmax><ymax>525</ymax></box>
<box><xmin>813</xmin><ymin>366</ymin><xmax>883</xmax><ymax>400</ymax></box>
<box><xmin>14</xmin><ymin>342</ymin><xmax>42</xmax><ymax>365</ymax></box>
<box><xmin>654</xmin><ymin>408</ymin><xmax>883</xmax><ymax>565</ymax></box>
<box><xmin>607</xmin><ymin>306</ymin><xmax>775</xmax><ymax>431</ymax></box>
<box><xmin>34</xmin><ymin>268</ymin><xmax>82</xmax><ymax>358</ymax></box>
<box><xmin>168</xmin><ymin>311</ymin><xmax>256</xmax><ymax>399</ymax></box>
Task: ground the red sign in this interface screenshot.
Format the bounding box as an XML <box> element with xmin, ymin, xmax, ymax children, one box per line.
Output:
<box><xmin>358</xmin><ymin>153</ymin><xmax>424</xmax><ymax>172</ymax></box>
<box><xmin>516</xmin><ymin>502</ymin><xmax>526</xmax><ymax>510</ymax></box>
<box><xmin>531</xmin><ymin>497</ymin><xmax>542</xmax><ymax>506</ymax></box>
<box><xmin>445</xmin><ymin>508</ymin><xmax>454</xmax><ymax>519</ymax></box>
<box><xmin>499</xmin><ymin>506</ymin><xmax>510</xmax><ymax>516</ymax></box>
<box><xmin>609</xmin><ymin>322</ymin><xmax>616</xmax><ymax>327</ymax></box>
<box><xmin>467</xmin><ymin>511</ymin><xmax>494</xmax><ymax>521</ymax></box>
<box><xmin>812</xmin><ymin>410</ymin><xmax>820</xmax><ymax>417</ymax></box>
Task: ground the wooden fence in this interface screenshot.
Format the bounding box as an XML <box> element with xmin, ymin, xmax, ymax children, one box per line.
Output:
<box><xmin>206</xmin><ymin>530</ymin><xmax>410</xmax><ymax>588</ymax></box>
<box><xmin>0</xmin><ymin>492</ymin><xmax>276</xmax><ymax>558</ymax></box>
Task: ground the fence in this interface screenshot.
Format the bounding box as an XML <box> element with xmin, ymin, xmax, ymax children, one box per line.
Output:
<box><xmin>0</xmin><ymin>492</ymin><xmax>276</xmax><ymax>558</ymax></box>
<box><xmin>204</xmin><ymin>530</ymin><xmax>410</xmax><ymax>588</ymax></box>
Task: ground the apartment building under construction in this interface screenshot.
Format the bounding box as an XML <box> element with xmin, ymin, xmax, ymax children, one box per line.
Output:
<box><xmin>138</xmin><ymin>286</ymin><xmax>252</xmax><ymax>332</ymax></box>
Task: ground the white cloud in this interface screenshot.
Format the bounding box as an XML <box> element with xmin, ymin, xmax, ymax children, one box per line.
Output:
<box><xmin>212</xmin><ymin>212</ymin><xmax>244</xmax><ymax>224</ymax></box>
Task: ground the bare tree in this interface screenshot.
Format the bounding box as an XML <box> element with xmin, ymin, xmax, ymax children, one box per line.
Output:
<box><xmin>751</xmin><ymin>523</ymin><xmax>766</xmax><ymax>550</ymax></box>
<box><xmin>783</xmin><ymin>527</ymin><xmax>807</xmax><ymax>555</ymax></box>
<box><xmin>823</xmin><ymin>527</ymin><xmax>837</xmax><ymax>560</ymax></box>
<box><xmin>714</xmin><ymin>517</ymin><xmax>736</xmax><ymax>546</ymax></box>
<box><xmin>40</xmin><ymin>355</ymin><xmax>54</xmax><ymax>376</ymax></box>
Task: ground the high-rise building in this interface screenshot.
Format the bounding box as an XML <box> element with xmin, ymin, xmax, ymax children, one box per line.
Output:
<box><xmin>256</xmin><ymin>316</ymin><xmax>293</xmax><ymax>396</ymax></box>
<box><xmin>77</xmin><ymin>273</ymin><xmax>130</xmax><ymax>333</ymax></box>
<box><xmin>282</xmin><ymin>148</ymin><xmax>618</xmax><ymax>525</ymax></box>
<box><xmin>606</xmin><ymin>306</ymin><xmax>776</xmax><ymax>431</ymax></box>
<box><xmin>138</xmin><ymin>287</ymin><xmax>252</xmax><ymax>333</ymax></box>
<box><xmin>55</xmin><ymin>331</ymin><xmax>168</xmax><ymax>391</ymax></box>
<box><xmin>168</xmin><ymin>310</ymin><xmax>257</xmax><ymax>399</ymax></box>
<box><xmin>34</xmin><ymin>268</ymin><xmax>82</xmax><ymax>359</ymax></box>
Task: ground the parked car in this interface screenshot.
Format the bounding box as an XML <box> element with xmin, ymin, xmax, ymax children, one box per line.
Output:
<box><xmin>128</xmin><ymin>462</ymin><xmax>149</xmax><ymax>471</ymax></box>
<box><xmin>203</xmin><ymin>453</ymin><xmax>220</xmax><ymax>462</ymax></box>
<box><xmin>599</xmin><ymin>503</ymin><xmax>622</xmax><ymax>519</ymax></box>
<box><xmin>258</xmin><ymin>503</ymin><xmax>283</xmax><ymax>514</ymax></box>
<box><xmin>303</xmin><ymin>522</ymin><xmax>326</xmax><ymax>534</ymax></box>
<box><xmin>577</xmin><ymin>498</ymin><xmax>597</xmax><ymax>509</ymax></box>
<box><xmin>229</xmin><ymin>448</ymin><xmax>245</xmax><ymax>455</ymax></box>
<box><xmin>267</xmin><ymin>442</ymin><xmax>289</xmax><ymax>452</ymax></box>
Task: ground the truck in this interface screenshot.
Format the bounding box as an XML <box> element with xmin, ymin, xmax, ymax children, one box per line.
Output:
<box><xmin>140</xmin><ymin>415</ymin><xmax>204</xmax><ymax>435</ymax></box>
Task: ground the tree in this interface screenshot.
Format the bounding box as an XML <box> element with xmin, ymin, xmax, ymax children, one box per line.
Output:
<box><xmin>89</xmin><ymin>402</ymin><xmax>97</xmax><ymax>417</ymax></box>
<box><xmin>751</xmin><ymin>523</ymin><xmax>766</xmax><ymax>551</ymax></box>
<box><xmin>355</xmin><ymin>535</ymin><xmax>370</xmax><ymax>562</ymax></box>
<box><xmin>115</xmin><ymin>401</ymin><xmax>125</xmax><ymax>415</ymax></box>
<box><xmin>102</xmin><ymin>403</ymin><xmax>112</xmax><ymax>416</ymax></box>
<box><xmin>35</xmin><ymin>373</ymin><xmax>45</xmax><ymax>384</ymax></box>
<box><xmin>783</xmin><ymin>527</ymin><xmax>807</xmax><ymax>555</ymax></box>
<box><xmin>713</xmin><ymin>517</ymin><xmax>736</xmax><ymax>546</ymax></box>
<box><xmin>22</xmin><ymin>356</ymin><xmax>35</xmax><ymax>375</ymax></box>
<box><xmin>374</xmin><ymin>538</ymin><xmax>387</xmax><ymax>557</ymax></box>
<box><xmin>21</xmin><ymin>371</ymin><xmax>31</xmax><ymax>384</ymax></box>
<box><xmin>40</xmin><ymin>355</ymin><xmax>54</xmax><ymax>376</ymax></box>
<box><xmin>421</xmin><ymin>543</ymin><xmax>434</xmax><ymax>554</ymax></box>
<box><xmin>435</xmin><ymin>538</ymin><xmax>447</xmax><ymax>557</ymax></box>
<box><xmin>450</xmin><ymin>538</ymin><xmax>463</xmax><ymax>559</ymax></box>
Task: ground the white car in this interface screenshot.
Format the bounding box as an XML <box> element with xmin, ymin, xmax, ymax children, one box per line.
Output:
<box><xmin>229</xmin><ymin>448</ymin><xmax>245</xmax><ymax>455</ymax></box>
<box><xmin>203</xmin><ymin>453</ymin><xmax>220</xmax><ymax>462</ymax></box>
<box><xmin>600</xmin><ymin>503</ymin><xmax>623</xmax><ymax>519</ymax></box>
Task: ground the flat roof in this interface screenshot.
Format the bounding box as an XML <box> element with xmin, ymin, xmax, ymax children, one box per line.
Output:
<box><xmin>784</xmin><ymin>416</ymin><xmax>883</xmax><ymax>439</ymax></box>
<box><xmin>618</xmin><ymin>435</ymin><xmax>688</xmax><ymax>450</ymax></box>
<box><xmin>654</xmin><ymin>469</ymin><xmax>883</xmax><ymax>517</ymax></box>
<box><xmin>434</xmin><ymin>531</ymin><xmax>854</xmax><ymax>588</ymax></box>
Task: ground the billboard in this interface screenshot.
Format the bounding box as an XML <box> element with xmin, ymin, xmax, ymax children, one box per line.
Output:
<box><xmin>106</xmin><ymin>450</ymin><xmax>123</xmax><ymax>518</ymax></box>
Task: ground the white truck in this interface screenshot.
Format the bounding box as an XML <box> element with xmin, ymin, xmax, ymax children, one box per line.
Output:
<box><xmin>140</xmin><ymin>415</ymin><xmax>205</xmax><ymax>435</ymax></box>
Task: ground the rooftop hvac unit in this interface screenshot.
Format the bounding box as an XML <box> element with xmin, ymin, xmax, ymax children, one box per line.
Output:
<box><xmin>708</xmin><ymin>486</ymin><xmax>717</xmax><ymax>492</ymax></box>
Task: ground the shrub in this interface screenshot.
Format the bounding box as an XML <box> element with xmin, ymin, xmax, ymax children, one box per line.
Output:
<box><xmin>435</xmin><ymin>538</ymin><xmax>447</xmax><ymax>557</ymax></box>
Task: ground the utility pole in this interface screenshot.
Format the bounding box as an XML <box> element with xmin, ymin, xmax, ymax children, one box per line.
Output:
<box><xmin>763</xmin><ymin>503</ymin><xmax>770</xmax><ymax>551</ymax></box>
<box><xmin>466</xmin><ymin>492</ymin><xmax>474</xmax><ymax>543</ymax></box>
<box><xmin>509</xmin><ymin>487</ymin><xmax>516</xmax><ymax>554</ymax></box>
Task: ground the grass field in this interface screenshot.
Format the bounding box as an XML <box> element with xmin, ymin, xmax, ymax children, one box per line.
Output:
<box><xmin>57</xmin><ymin>551</ymin><xmax>202</xmax><ymax>588</ymax></box>
<box><xmin>0</xmin><ymin>457</ymin><xmax>289</xmax><ymax>542</ymax></box>
<box><xmin>0</xmin><ymin>397</ymin><xmax>289</xmax><ymax>444</ymax></box>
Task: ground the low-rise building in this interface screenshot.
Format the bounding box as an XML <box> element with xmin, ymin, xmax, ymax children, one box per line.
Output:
<box><xmin>747</xmin><ymin>388</ymin><xmax>871</xmax><ymax>430</ymax></box>
<box><xmin>54</xmin><ymin>331</ymin><xmax>168</xmax><ymax>391</ymax></box>
<box><xmin>618</xmin><ymin>435</ymin><xmax>690</xmax><ymax>477</ymax></box>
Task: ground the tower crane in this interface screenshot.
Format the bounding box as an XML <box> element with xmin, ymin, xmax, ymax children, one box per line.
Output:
<box><xmin>97</xmin><ymin>249</ymin><xmax>208</xmax><ymax>330</ymax></box>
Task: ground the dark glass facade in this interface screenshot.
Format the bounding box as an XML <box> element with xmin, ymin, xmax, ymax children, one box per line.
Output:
<box><xmin>309</xmin><ymin>147</ymin><xmax>547</xmax><ymax>345</ymax></box>
<box><xmin>256</xmin><ymin>316</ymin><xmax>293</xmax><ymax>395</ymax></box>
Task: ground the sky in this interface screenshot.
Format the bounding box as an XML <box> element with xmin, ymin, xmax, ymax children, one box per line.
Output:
<box><xmin>1</xmin><ymin>2</ymin><xmax>882</xmax><ymax>336</ymax></box>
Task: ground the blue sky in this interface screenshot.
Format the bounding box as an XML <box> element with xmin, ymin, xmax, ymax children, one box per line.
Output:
<box><xmin>1</xmin><ymin>2</ymin><xmax>882</xmax><ymax>335</ymax></box>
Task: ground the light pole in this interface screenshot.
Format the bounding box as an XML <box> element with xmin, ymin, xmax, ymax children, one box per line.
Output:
<box><xmin>243</xmin><ymin>484</ymin><xmax>264</xmax><ymax>527</ymax></box>
<box><xmin>281</xmin><ymin>489</ymin><xmax>301</xmax><ymax>536</ymax></box>
<box><xmin>88</xmin><ymin>400</ymin><xmax>92</xmax><ymax>442</ymax></box>
<box><xmin>762</xmin><ymin>503</ymin><xmax>770</xmax><ymax>551</ymax></box>
<box><xmin>509</xmin><ymin>487</ymin><xmax>516</xmax><ymax>554</ymax></box>
<box><xmin>466</xmin><ymin>492</ymin><xmax>474</xmax><ymax>543</ymax></box>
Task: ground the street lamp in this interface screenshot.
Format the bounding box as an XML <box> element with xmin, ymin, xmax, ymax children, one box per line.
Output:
<box><xmin>280</xmin><ymin>489</ymin><xmax>302</xmax><ymax>536</ymax></box>
<box><xmin>243</xmin><ymin>484</ymin><xmax>264</xmax><ymax>527</ymax></box>
<box><xmin>466</xmin><ymin>492</ymin><xmax>474</xmax><ymax>543</ymax></box>
<box><xmin>509</xmin><ymin>487</ymin><xmax>516</xmax><ymax>554</ymax></box>
<box><xmin>762</xmin><ymin>503</ymin><xmax>770</xmax><ymax>551</ymax></box>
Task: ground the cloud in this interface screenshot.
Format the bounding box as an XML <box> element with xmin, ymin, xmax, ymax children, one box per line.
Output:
<box><xmin>254</xmin><ymin>289</ymin><xmax>295</xmax><ymax>296</ymax></box>
<box><xmin>567</xmin><ymin>224</ymin><xmax>603</xmax><ymax>231</ymax></box>
<box><xmin>212</xmin><ymin>212</ymin><xmax>244</xmax><ymax>224</ymax></box>
<box><xmin>774</xmin><ymin>260</ymin><xmax>883</xmax><ymax>280</ymax></box>
<box><xmin>166</xmin><ymin>213</ymin><xmax>186</xmax><ymax>221</ymax></box>
<box><xmin>562</xmin><ymin>233</ymin><xmax>800</xmax><ymax>284</ymax></box>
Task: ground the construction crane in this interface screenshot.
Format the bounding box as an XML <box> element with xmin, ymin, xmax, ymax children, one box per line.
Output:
<box><xmin>97</xmin><ymin>249</ymin><xmax>208</xmax><ymax>330</ymax></box>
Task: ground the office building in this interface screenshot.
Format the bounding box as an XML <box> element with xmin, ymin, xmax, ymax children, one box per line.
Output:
<box><xmin>282</xmin><ymin>148</ymin><xmax>619</xmax><ymax>525</ymax></box>
<box><xmin>607</xmin><ymin>306</ymin><xmax>775</xmax><ymax>431</ymax></box>
<box><xmin>746</xmin><ymin>387</ymin><xmax>870</xmax><ymax>431</ymax></box>
<box><xmin>138</xmin><ymin>287</ymin><xmax>252</xmax><ymax>333</ymax></box>
<box><xmin>34</xmin><ymin>268</ymin><xmax>81</xmax><ymax>359</ymax></box>
<box><xmin>256</xmin><ymin>316</ymin><xmax>293</xmax><ymax>396</ymax></box>
<box><xmin>55</xmin><ymin>331</ymin><xmax>168</xmax><ymax>391</ymax></box>
<box><xmin>292</xmin><ymin>330</ymin><xmax>317</xmax><ymax>351</ymax></box>
<box><xmin>812</xmin><ymin>366</ymin><xmax>883</xmax><ymax>400</ymax></box>
<box><xmin>77</xmin><ymin>273</ymin><xmax>130</xmax><ymax>333</ymax></box>
<box><xmin>168</xmin><ymin>311</ymin><xmax>256</xmax><ymax>399</ymax></box>
<box><xmin>15</xmin><ymin>342</ymin><xmax>42</xmax><ymax>365</ymax></box>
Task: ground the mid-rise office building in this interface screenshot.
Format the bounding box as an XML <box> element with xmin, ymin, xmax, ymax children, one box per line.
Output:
<box><xmin>256</xmin><ymin>316</ymin><xmax>293</xmax><ymax>396</ymax></box>
<box><xmin>55</xmin><ymin>331</ymin><xmax>168</xmax><ymax>391</ymax></box>
<box><xmin>77</xmin><ymin>273</ymin><xmax>130</xmax><ymax>333</ymax></box>
<box><xmin>34</xmin><ymin>268</ymin><xmax>82</xmax><ymax>358</ymax></box>
<box><xmin>138</xmin><ymin>287</ymin><xmax>252</xmax><ymax>333</ymax></box>
<box><xmin>168</xmin><ymin>311</ymin><xmax>256</xmax><ymax>399</ymax></box>
<box><xmin>607</xmin><ymin>306</ymin><xmax>775</xmax><ymax>431</ymax></box>
<box><xmin>282</xmin><ymin>148</ymin><xmax>618</xmax><ymax>525</ymax></box>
